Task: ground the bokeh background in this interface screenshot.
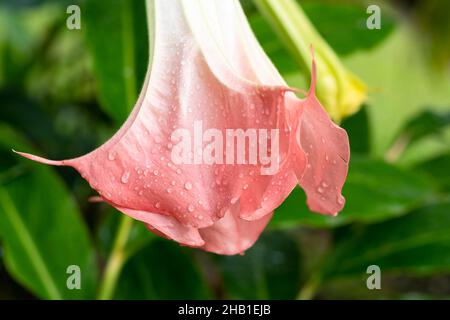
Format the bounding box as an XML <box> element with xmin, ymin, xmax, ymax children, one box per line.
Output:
<box><xmin>0</xmin><ymin>0</ymin><xmax>449</xmax><ymax>299</ymax></box>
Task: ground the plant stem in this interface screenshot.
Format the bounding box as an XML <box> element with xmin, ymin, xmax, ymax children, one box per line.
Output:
<box><xmin>97</xmin><ymin>215</ymin><xmax>133</xmax><ymax>300</ymax></box>
<box><xmin>296</xmin><ymin>273</ymin><xmax>322</xmax><ymax>300</ymax></box>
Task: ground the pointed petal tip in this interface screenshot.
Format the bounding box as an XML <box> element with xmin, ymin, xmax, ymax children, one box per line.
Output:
<box><xmin>13</xmin><ymin>150</ymin><xmax>66</xmax><ymax>166</ymax></box>
<box><xmin>308</xmin><ymin>45</ymin><xmax>317</xmax><ymax>95</ymax></box>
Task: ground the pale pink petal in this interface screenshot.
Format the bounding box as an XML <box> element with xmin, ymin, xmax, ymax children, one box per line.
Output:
<box><xmin>199</xmin><ymin>205</ymin><xmax>273</xmax><ymax>255</ymax></box>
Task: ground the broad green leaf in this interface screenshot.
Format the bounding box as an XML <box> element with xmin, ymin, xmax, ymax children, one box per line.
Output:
<box><xmin>115</xmin><ymin>240</ymin><xmax>210</xmax><ymax>300</ymax></box>
<box><xmin>341</xmin><ymin>107</ymin><xmax>370</xmax><ymax>155</ymax></box>
<box><xmin>323</xmin><ymin>202</ymin><xmax>450</xmax><ymax>279</ymax></box>
<box><xmin>217</xmin><ymin>231</ymin><xmax>301</xmax><ymax>299</ymax></box>
<box><xmin>396</xmin><ymin>110</ymin><xmax>450</xmax><ymax>145</ymax></box>
<box><xmin>385</xmin><ymin>110</ymin><xmax>450</xmax><ymax>164</ymax></box>
<box><xmin>415</xmin><ymin>153</ymin><xmax>450</xmax><ymax>193</ymax></box>
<box><xmin>83</xmin><ymin>0</ymin><xmax>148</xmax><ymax>123</ymax></box>
<box><xmin>270</xmin><ymin>157</ymin><xmax>435</xmax><ymax>228</ymax></box>
<box><xmin>0</xmin><ymin>124</ymin><xmax>96</xmax><ymax>299</ymax></box>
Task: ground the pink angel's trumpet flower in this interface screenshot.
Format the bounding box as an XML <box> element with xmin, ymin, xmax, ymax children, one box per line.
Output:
<box><xmin>15</xmin><ymin>0</ymin><xmax>349</xmax><ymax>255</ymax></box>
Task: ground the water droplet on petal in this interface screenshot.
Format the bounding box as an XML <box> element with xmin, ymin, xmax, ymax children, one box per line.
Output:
<box><xmin>317</xmin><ymin>187</ymin><xmax>324</xmax><ymax>194</ymax></box>
<box><xmin>188</xmin><ymin>204</ymin><xmax>195</xmax><ymax>212</ymax></box>
<box><xmin>155</xmin><ymin>202</ymin><xmax>161</xmax><ymax>209</ymax></box>
<box><xmin>121</xmin><ymin>171</ymin><xmax>130</xmax><ymax>184</ymax></box>
<box><xmin>184</xmin><ymin>182</ymin><xmax>192</xmax><ymax>190</ymax></box>
<box><xmin>108</xmin><ymin>151</ymin><xmax>116</xmax><ymax>161</ymax></box>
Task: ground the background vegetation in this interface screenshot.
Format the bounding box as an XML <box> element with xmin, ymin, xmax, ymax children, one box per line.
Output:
<box><xmin>0</xmin><ymin>0</ymin><xmax>449</xmax><ymax>299</ymax></box>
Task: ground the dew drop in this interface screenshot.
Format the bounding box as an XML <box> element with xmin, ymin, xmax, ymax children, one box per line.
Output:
<box><xmin>155</xmin><ymin>202</ymin><xmax>161</xmax><ymax>209</ymax></box>
<box><xmin>108</xmin><ymin>151</ymin><xmax>116</xmax><ymax>161</ymax></box>
<box><xmin>184</xmin><ymin>182</ymin><xmax>192</xmax><ymax>190</ymax></box>
<box><xmin>188</xmin><ymin>204</ymin><xmax>195</xmax><ymax>212</ymax></box>
<box><xmin>153</xmin><ymin>169</ymin><xmax>159</xmax><ymax>176</ymax></box>
<box><xmin>121</xmin><ymin>171</ymin><xmax>130</xmax><ymax>184</ymax></box>
<box><xmin>317</xmin><ymin>187</ymin><xmax>324</xmax><ymax>194</ymax></box>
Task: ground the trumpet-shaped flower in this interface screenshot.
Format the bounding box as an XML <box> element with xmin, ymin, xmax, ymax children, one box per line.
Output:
<box><xmin>15</xmin><ymin>0</ymin><xmax>349</xmax><ymax>255</ymax></box>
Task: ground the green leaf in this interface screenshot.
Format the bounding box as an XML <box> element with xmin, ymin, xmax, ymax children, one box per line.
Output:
<box><xmin>387</xmin><ymin>110</ymin><xmax>450</xmax><ymax>165</ymax></box>
<box><xmin>270</xmin><ymin>157</ymin><xmax>435</xmax><ymax>228</ymax></box>
<box><xmin>217</xmin><ymin>231</ymin><xmax>301</xmax><ymax>299</ymax></box>
<box><xmin>397</xmin><ymin>110</ymin><xmax>450</xmax><ymax>145</ymax></box>
<box><xmin>415</xmin><ymin>153</ymin><xmax>450</xmax><ymax>193</ymax></box>
<box><xmin>302</xmin><ymin>1</ymin><xmax>395</xmax><ymax>56</ymax></box>
<box><xmin>83</xmin><ymin>0</ymin><xmax>148</xmax><ymax>124</ymax></box>
<box><xmin>324</xmin><ymin>202</ymin><xmax>450</xmax><ymax>279</ymax></box>
<box><xmin>341</xmin><ymin>106</ymin><xmax>370</xmax><ymax>155</ymax></box>
<box><xmin>115</xmin><ymin>240</ymin><xmax>210</xmax><ymax>300</ymax></box>
<box><xmin>0</xmin><ymin>125</ymin><xmax>96</xmax><ymax>299</ymax></box>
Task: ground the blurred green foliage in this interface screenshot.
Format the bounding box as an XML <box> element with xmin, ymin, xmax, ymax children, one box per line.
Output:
<box><xmin>0</xmin><ymin>0</ymin><xmax>450</xmax><ymax>300</ymax></box>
